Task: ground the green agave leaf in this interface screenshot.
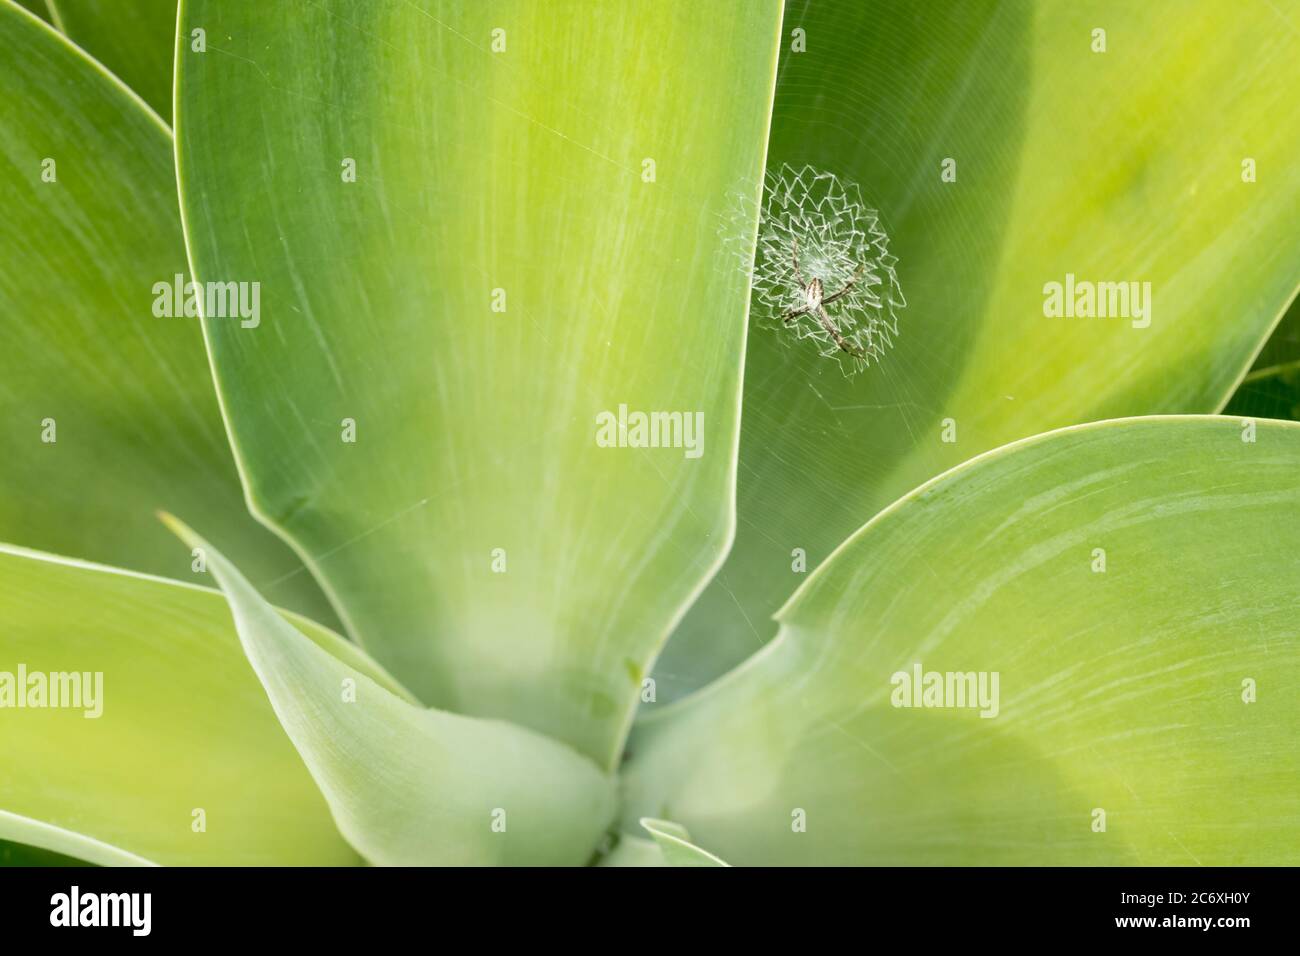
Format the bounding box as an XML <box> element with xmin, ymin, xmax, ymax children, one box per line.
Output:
<box><xmin>640</xmin><ymin>818</ymin><xmax>730</xmax><ymax>867</ymax></box>
<box><xmin>0</xmin><ymin>545</ymin><xmax>366</xmax><ymax>865</ymax></box>
<box><xmin>0</xmin><ymin>1</ymin><xmax>336</xmax><ymax>626</ymax></box>
<box><xmin>47</xmin><ymin>0</ymin><xmax>178</xmax><ymax>119</ymax></box>
<box><xmin>626</xmin><ymin>417</ymin><xmax>1300</xmax><ymax>865</ymax></box>
<box><xmin>175</xmin><ymin>0</ymin><xmax>783</xmax><ymax>765</ymax></box>
<box><xmin>661</xmin><ymin>0</ymin><xmax>1300</xmax><ymax>694</ymax></box>
<box><xmin>164</xmin><ymin>516</ymin><xmax>618</xmax><ymax>866</ymax></box>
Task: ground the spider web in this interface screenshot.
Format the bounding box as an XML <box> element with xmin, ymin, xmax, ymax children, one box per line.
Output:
<box><xmin>723</xmin><ymin>163</ymin><xmax>906</xmax><ymax>375</ymax></box>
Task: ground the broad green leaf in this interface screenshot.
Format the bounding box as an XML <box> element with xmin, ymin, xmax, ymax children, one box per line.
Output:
<box><xmin>176</xmin><ymin>0</ymin><xmax>783</xmax><ymax>765</ymax></box>
<box><xmin>0</xmin><ymin>545</ymin><xmax>365</xmax><ymax>865</ymax></box>
<box><xmin>640</xmin><ymin>818</ymin><xmax>729</xmax><ymax>867</ymax></box>
<box><xmin>0</xmin><ymin>1</ymin><xmax>337</xmax><ymax>627</ymax></box>
<box><xmin>626</xmin><ymin>417</ymin><xmax>1300</xmax><ymax>865</ymax></box>
<box><xmin>165</xmin><ymin>515</ymin><xmax>618</xmax><ymax>866</ymax></box>
<box><xmin>661</xmin><ymin>0</ymin><xmax>1300</xmax><ymax>694</ymax></box>
<box><xmin>47</xmin><ymin>0</ymin><xmax>178</xmax><ymax>119</ymax></box>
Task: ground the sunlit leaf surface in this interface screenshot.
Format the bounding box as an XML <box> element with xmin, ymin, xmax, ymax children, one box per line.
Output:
<box><xmin>0</xmin><ymin>545</ymin><xmax>364</xmax><ymax>865</ymax></box>
<box><xmin>49</xmin><ymin>0</ymin><xmax>178</xmax><ymax>119</ymax></box>
<box><xmin>167</xmin><ymin>515</ymin><xmax>618</xmax><ymax>866</ymax></box>
<box><xmin>628</xmin><ymin>418</ymin><xmax>1300</xmax><ymax>865</ymax></box>
<box><xmin>662</xmin><ymin>0</ymin><xmax>1300</xmax><ymax>694</ymax></box>
<box><xmin>0</xmin><ymin>1</ymin><xmax>338</xmax><ymax>626</ymax></box>
<box><xmin>176</xmin><ymin>0</ymin><xmax>783</xmax><ymax>765</ymax></box>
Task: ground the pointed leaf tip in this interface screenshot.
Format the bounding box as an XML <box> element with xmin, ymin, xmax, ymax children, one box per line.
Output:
<box><xmin>640</xmin><ymin>818</ymin><xmax>731</xmax><ymax>867</ymax></box>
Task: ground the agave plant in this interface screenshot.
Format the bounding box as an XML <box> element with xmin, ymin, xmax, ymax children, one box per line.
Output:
<box><xmin>2</xmin><ymin>0</ymin><xmax>1298</xmax><ymax>867</ymax></box>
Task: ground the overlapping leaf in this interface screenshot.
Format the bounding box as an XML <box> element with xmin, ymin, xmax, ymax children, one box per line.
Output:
<box><xmin>0</xmin><ymin>1</ymin><xmax>337</xmax><ymax>625</ymax></box>
<box><xmin>0</xmin><ymin>545</ymin><xmax>367</xmax><ymax>865</ymax></box>
<box><xmin>627</xmin><ymin>418</ymin><xmax>1300</xmax><ymax>865</ymax></box>
<box><xmin>639</xmin><ymin>818</ymin><xmax>730</xmax><ymax>867</ymax></box>
<box><xmin>661</xmin><ymin>0</ymin><xmax>1300</xmax><ymax>694</ymax></box>
<box><xmin>1226</xmin><ymin>297</ymin><xmax>1300</xmax><ymax>422</ymax></box>
<box><xmin>166</xmin><ymin>516</ymin><xmax>618</xmax><ymax>866</ymax></box>
<box><xmin>47</xmin><ymin>0</ymin><xmax>178</xmax><ymax>118</ymax></box>
<box><xmin>176</xmin><ymin>0</ymin><xmax>783</xmax><ymax>765</ymax></box>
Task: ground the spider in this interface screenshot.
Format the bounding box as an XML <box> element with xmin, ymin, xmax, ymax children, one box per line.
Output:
<box><xmin>781</xmin><ymin>238</ymin><xmax>866</xmax><ymax>358</ymax></box>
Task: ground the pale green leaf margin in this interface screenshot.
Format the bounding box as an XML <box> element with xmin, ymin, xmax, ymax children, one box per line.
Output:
<box><xmin>640</xmin><ymin>818</ymin><xmax>730</xmax><ymax>867</ymax></box>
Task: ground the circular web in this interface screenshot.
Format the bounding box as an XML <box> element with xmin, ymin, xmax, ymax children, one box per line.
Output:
<box><xmin>742</xmin><ymin>164</ymin><xmax>906</xmax><ymax>375</ymax></box>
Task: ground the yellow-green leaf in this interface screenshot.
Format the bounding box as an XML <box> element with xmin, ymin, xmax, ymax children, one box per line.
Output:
<box><xmin>175</xmin><ymin>0</ymin><xmax>783</xmax><ymax>765</ymax></box>
<box><xmin>663</xmin><ymin>0</ymin><xmax>1300</xmax><ymax>693</ymax></box>
<box><xmin>640</xmin><ymin>818</ymin><xmax>730</xmax><ymax>867</ymax></box>
<box><xmin>627</xmin><ymin>417</ymin><xmax>1300</xmax><ymax>865</ymax></box>
<box><xmin>0</xmin><ymin>545</ymin><xmax>364</xmax><ymax>865</ymax></box>
<box><xmin>48</xmin><ymin>0</ymin><xmax>178</xmax><ymax>119</ymax></box>
<box><xmin>0</xmin><ymin>0</ymin><xmax>337</xmax><ymax>626</ymax></box>
<box><xmin>165</xmin><ymin>515</ymin><xmax>619</xmax><ymax>866</ymax></box>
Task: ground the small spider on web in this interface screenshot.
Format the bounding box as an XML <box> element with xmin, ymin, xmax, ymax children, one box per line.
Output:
<box><xmin>782</xmin><ymin>237</ymin><xmax>867</xmax><ymax>359</ymax></box>
<box><xmin>720</xmin><ymin>164</ymin><xmax>906</xmax><ymax>376</ymax></box>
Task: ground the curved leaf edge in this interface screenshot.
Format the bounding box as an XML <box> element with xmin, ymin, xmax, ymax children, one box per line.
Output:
<box><xmin>1214</xmin><ymin>284</ymin><xmax>1300</xmax><ymax>413</ymax></box>
<box><xmin>645</xmin><ymin>413</ymin><xmax>1300</xmax><ymax>726</ymax></box>
<box><xmin>601</xmin><ymin>1</ymin><xmax>789</xmax><ymax>767</ymax></box>
<box><xmin>4</xmin><ymin>0</ymin><xmax>171</xmax><ymax>135</ymax></box>
<box><xmin>0</xmin><ymin>810</ymin><xmax>155</xmax><ymax>867</ymax></box>
<box><xmin>0</xmin><ymin>539</ymin><xmax>415</xmax><ymax>703</ymax></box>
<box><xmin>171</xmin><ymin>0</ymin><xmax>373</xmax><ymax>659</ymax></box>
<box><xmin>161</xmin><ymin>513</ymin><xmax>619</xmax><ymax>866</ymax></box>
<box><xmin>640</xmin><ymin>817</ymin><xmax>731</xmax><ymax>867</ymax></box>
